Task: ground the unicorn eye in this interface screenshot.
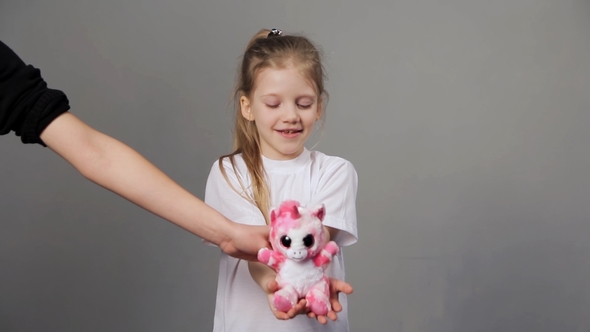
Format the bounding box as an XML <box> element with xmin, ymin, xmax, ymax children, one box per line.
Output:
<box><xmin>280</xmin><ymin>236</ymin><xmax>292</xmax><ymax>248</ymax></box>
<box><xmin>303</xmin><ymin>234</ymin><xmax>314</xmax><ymax>248</ymax></box>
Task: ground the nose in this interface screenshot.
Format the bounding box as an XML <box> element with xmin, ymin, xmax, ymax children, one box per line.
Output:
<box><xmin>288</xmin><ymin>248</ymin><xmax>308</xmax><ymax>260</ymax></box>
<box><xmin>281</xmin><ymin>104</ymin><xmax>299</xmax><ymax>123</ymax></box>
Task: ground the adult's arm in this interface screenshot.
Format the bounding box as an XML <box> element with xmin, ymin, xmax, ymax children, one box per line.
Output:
<box><xmin>41</xmin><ymin>112</ymin><xmax>268</xmax><ymax>260</ymax></box>
<box><xmin>1</xmin><ymin>40</ymin><xmax>269</xmax><ymax>260</ymax></box>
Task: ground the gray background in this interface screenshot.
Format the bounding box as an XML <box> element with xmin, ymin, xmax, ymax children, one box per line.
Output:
<box><xmin>1</xmin><ymin>0</ymin><xmax>589</xmax><ymax>331</ymax></box>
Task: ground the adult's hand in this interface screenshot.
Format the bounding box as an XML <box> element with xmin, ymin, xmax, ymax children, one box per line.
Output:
<box><xmin>220</xmin><ymin>223</ymin><xmax>270</xmax><ymax>261</ymax></box>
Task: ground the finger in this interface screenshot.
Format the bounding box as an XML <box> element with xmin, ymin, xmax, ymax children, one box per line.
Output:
<box><xmin>315</xmin><ymin>308</ymin><xmax>338</xmax><ymax>322</ymax></box>
<box><xmin>273</xmin><ymin>310</ymin><xmax>290</xmax><ymax>320</ymax></box>
<box><xmin>329</xmin><ymin>288</ymin><xmax>343</xmax><ymax>313</ymax></box>
<box><xmin>330</xmin><ymin>278</ymin><xmax>354</xmax><ymax>295</ymax></box>
<box><xmin>327</xmin><ymin>310</ymin><xmax>338</xmax><ymax>321</ymax></box>
<box><xmin>329</xmin><ymin>279</ymin><xmax>353</xmax><ymax>313</ymax></box>
<box><xmin>286</xmin><ymin>299</ymin><xmax>307</xmax><ymax>318</ymax></box>
<box><xmin>307</xmin><ymin>309</ymin><xmax>334</xmax><ymax>324</ymax></box>
<box><xmin>330</xmin><ymin>296</ymin><xmax>342</xmax><ymax>312</ymax></box>
<box><xmin>315</xmin><ymin>315</ymin><xmax>328</xmax><ymax>324</ymax></box>
<box><xmin>296</xmin><ymin>299</ymin><xmax>307</xmax><ymax>311</ymax></box>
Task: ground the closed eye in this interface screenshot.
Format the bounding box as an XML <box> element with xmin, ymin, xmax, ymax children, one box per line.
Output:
<box><xmin>266</xmin><ymin>104</ymin><xmax>280</xmax><ymax>109</ymax></box>
<box><xmin>297</xmin><ymin>104</ymin><xmax>312</xmax><ymax>109</ymax></box>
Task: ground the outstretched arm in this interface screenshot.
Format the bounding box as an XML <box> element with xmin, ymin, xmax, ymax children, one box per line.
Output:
<box><xmin>40</xmin><ymin>112</ymin><xmax>268</xmax><ymax>260</ymax></box>
<box><xmin>1</xmin><ymin>40</ymin><xmax>269</xmax><ymax>260</ymax></box>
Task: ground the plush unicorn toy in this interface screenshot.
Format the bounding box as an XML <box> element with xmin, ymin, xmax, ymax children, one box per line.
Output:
<box><xmin>257</xmin><ymin>200</ymin><xmax>339</xmax><ymax>316</ymax></box>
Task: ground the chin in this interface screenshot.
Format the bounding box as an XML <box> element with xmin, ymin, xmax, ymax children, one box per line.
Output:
<box><xmin>281</xmin><ymin>148</ymin><xmax>304</xmax><ymax>157</ymax></box>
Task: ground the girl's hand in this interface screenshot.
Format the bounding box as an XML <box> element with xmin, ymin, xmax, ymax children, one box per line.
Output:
<box><xmin>265</xmin><ymin>279</ymin><xmax>307</xmax><ymax>320</ymax></box>
<box><xmin>306</xmin><ymin>278</ymin><xmax>354</xmax><ymax>324</ymax></box>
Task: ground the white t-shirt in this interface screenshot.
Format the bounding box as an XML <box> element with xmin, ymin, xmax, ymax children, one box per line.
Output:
<box><xmin>204</xmin><ymin>148</ymin><xmax>358</xmax><ymax>332</ymax></box>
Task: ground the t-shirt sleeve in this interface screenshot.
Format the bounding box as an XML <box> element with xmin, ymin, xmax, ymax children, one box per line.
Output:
<box><xmin>311</xmin><ymin>158</ymin><xmax>359</xmax><ymax>247</ymax></box>
<box><xmin>0</xmin><ymin>40</ymin><xmax>70</xmax><ymax>146</ymax></box>
<box><xmin>203</xmin><ymin>158</ymin><xmax>267</xmax><ymax>246</ymax></box>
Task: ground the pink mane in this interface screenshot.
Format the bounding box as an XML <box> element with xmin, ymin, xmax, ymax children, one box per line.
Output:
<box><xmin>273</xmin><ymin>200</ymin><xmax>300</xmax><ymax>219</ymax></box>
<box><xmin>270</xmin><ymin>200</ymin><xmax>301</xmax><ymax>235</ymax></box>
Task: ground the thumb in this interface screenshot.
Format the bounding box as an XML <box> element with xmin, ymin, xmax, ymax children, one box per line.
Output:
<box><xmin>267</xmin><ymin>279</ymin><xmax>280</xmax><ymax>293</ymax></box>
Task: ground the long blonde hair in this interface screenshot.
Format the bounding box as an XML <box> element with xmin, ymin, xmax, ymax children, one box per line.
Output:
<box><xmin>219</xmin><ymin>29</ymin><xmax>327</xmax><ymax>224</ymax></box>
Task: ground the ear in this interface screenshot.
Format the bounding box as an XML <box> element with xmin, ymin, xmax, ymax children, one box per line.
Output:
<box><xmin>270</xmin><ymin>207</ymin><xmax>278</xmax><ymax>224</ymax></box>
<box><xmin>240</xmin><ymin>95</ymin><xmax>253</xmax><ymax>121</ymax></box>
<box><xmin>315</xmin><ymin>98</ymin><xmax>323</xmax><ymax>121</ymax></box>
<box><xmin>312</xmin><ymin>204</ymin><xmax>325</xmax><ymax>221</ymax></box>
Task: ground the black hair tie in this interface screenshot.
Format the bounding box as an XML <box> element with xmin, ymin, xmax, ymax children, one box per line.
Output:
<box><xmin>267</xmin><ymin>28</ymin><xmax>283</xmax><ymax>38</ymax></box>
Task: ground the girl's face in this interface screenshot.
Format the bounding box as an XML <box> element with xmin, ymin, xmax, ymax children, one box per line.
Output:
<box><xmin>240</xmin><ymin>65</ymin><xmax>322</xmax><ymax>160</ymax></box>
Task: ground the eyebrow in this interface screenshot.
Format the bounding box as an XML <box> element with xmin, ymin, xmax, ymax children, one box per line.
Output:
<box><xmin>259</xmin><ymin>94</ymin><xmax>317</xmax><ymax>99</ymax></box>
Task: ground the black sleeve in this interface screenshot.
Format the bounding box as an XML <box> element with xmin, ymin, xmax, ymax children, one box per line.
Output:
<box><xmin>0</xmin><ymin>40</ymin><xmax>70</xmax><ymax>146</ymax></box>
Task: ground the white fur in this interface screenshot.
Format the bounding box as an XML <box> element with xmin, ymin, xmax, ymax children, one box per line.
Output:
<box><xmin>267</xmin><ymin>255</ymin><xmax>276</xmax><ymax>267</ymax></box>
<box><xmin>279</xmin><ymin>259</ymin><xmax>324</xmax><ymax>295</ymax></box>
<box><xmin>282</xmin><ymin>227</ymin><xmax>316</xmax><ymax>260</ymax></box>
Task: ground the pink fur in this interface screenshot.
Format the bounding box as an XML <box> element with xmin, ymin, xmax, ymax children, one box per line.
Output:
<box><xmin>257</xmin><ymin>200</ymin><xmax>339</xmax><ymax>316</ymax></box>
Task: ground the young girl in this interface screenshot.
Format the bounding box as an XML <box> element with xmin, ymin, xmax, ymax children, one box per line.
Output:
<box><xmin>1</xmin><ymin>37</ymin><xmax>351</xmax><ymax>310</ymax></box>
<box><xmin>205</xmin><ymin>29</ymin><xmax>358</xmax><ymax>331</ymax></box>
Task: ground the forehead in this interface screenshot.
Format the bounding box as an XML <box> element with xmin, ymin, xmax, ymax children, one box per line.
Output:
<box><xmin>253</xmin><ymin>66</ymin><xmax>318</xmax><ymax>97</ymax></box>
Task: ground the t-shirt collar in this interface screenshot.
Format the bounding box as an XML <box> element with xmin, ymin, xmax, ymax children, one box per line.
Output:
<box><xmin>262</xmin><ymin>148</ymin><xmax>311</xmax><ymax>173</ymax></box>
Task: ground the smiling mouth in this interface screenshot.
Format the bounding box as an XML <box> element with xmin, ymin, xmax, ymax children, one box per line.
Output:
<box><xmin>277</xmin><ymin>130</ymin><xmax>302</xmax><ymax>134</ymax></box>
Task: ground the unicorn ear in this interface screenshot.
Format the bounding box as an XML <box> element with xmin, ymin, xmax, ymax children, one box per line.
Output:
<box><xmin>270</xmin><ymin>207</ymin><xmax>278</xmax><ymax>224</ymax></box>
<box><xmin>312</xmin><ymin>204</ymin><xmax>326</xmax><ymax>221</ymax></box>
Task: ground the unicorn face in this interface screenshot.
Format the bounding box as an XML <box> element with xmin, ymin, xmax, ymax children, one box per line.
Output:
<box><xmin>278</xmin><ymin>224</ymin><xmax>317</xmax><ymax>260</ymax></box>
<box><xmin>269</xmin><ymin>200</ymin><xmax>326</xmax><ymax>262</ymax></box>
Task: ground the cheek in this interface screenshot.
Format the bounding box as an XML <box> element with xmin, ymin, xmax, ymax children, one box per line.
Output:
<box><xmin>252</xmin><ymin>106</ymin><xmax>276</xmax><ymax>124</ymax></box>
<box><xmin>310</xmin><ymin>230</ymin><xmax>324</xmax><ymax>252</ymax></box>
<box><xmin>303</xmin><ymin>112</ymin><xmax>320</xmax><ymax>127</ymax></box>
<box><xmin>270</xmin><ymin>229</ymin><xmax>280</xmax><ymax>248</ymax></box>
<box><xmin>305</xmin><ymin>229</ymin><xmax>321</xmax><ymax>254</ymax></box>
<box><xmin>271</xmin><ymin>238</ymin><xmax>283</xmax><ymax>252</ymax></box>
<box><xmin>307</xmin><ymin>246</ymin><xmax>320</xmax><ymax>257</ymax></box>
